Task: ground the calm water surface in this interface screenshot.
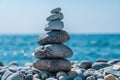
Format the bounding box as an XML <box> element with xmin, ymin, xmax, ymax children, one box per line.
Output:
<box><xmin>0</xmin><ymin>34</ymin><xmax>120</xmax><ymax>65</ymax></box>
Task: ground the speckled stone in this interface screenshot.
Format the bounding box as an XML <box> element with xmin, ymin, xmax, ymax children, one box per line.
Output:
<box><xmin>38</xmin><ymin>30</ymin><xmax>70</xmax><ymax>45</ymax></box>
<box><xmin>33</xmin><ymin>59</ymin><xmax>71</xmax><ymax>72</ymax></box>
<box><xmin>45</xmin><ymin>20</ymin><xmax>64</xmax><ymax>31</ymax></box>
<box><xmin>51</xmin><ymin>7</ymin><xmax>61</xmax><ymax>13</ymax></box>
<box><xmin>104</xmin><ymin>74</ymin><xmax>118</xmax><ymax>80</ymax></box>
<box><xmin>46</xmin><ymin>13</ymin><xmax>64</xmax><ymax>21</ymax></box>
<box><xmin>34</xmin><ymin>44</ymin><xmax>73</xmax><ymax>59</ymax></box>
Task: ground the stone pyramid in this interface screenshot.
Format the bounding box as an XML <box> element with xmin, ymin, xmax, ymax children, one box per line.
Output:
<box><xmin>33</xmin><ymin>7</ymin><xmax>73</xmax><ymax>72</ymax></box>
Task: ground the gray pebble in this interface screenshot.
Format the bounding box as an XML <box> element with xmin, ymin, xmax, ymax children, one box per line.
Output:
<box><xmin>33</xmin><ymin>74</ymin><xmax>40</xmax><ymax>79</ymax></box>
<box><xmin>92</xmin><ymin>62</ymin><xmax>110</xmax><ymax>70</ymax></box>
<box><xmin>33</xmin><ymin>59</ymin><xmax>71</xmax><ymax>72</ymax></box>
<box><xmin>47</xmin><ymin>13</ymin><xmax>64</xmax><ymax>21</ymax></box>
<box><xmin>45</xmin><ymin>20</ymin><xmax>64</xmax><ymax>31</ymax></box>
<box><xmin>34</xmin><ymin>44</ymin><xmax>73</xmax><ymax>59</ymax></box>
<box><xmin>41</xmin><ymin>73</ymin><xmax>49</xmax><ymax>80</ymax></box>
<box><xmin>6</xmin><ymin>72</ymin><xmax>25</xmax><ymax>80</ymax></box>
<box><xmin>84</xmin><ymin>69</ymin><xmax>96</xmax><ymax>77</ymax></box>
<box><xmin>1</xmin><ymin>69</ymin><xmax>14</xmax><ymax>80</ymax></box>
<box><xmin>73</xmin><ymin>76</ymin><xmax>82</xmax><ymax>80</ymax></box>
<box><xmin>96</xmin><ymin>58</ymin><xmax>107</xmax><ymax>63</ymax></box>
<box><xmin>38</xmin><ymin>30</ymin><xmax>70</xmax><ymax>45</ymax></box>
<box><xmin>107</xmin><ymin>59</ymin><xmax>120</xmax><ymax>65</ymax></box>
<box><xmin>79</xmin><ymin>60</ymin><xmax>92</xmax><ymax>69</ymax></box>
<box><xmin>9</xmin><ymin>61</ymin><xmax>19</xmax><ymax>66</ymax></box>
<box><xmin>56</xmin><ymin>71</ymin><xmax>67</xmax><ymax>79</ymax></box>
<box><xmin>51</xmin><ymin>7</ymin><xmax>61</xmax><ymax>13</ymax></box>
<box><xmin>25</xmin><ymin>74</ymin><xmax>33</xmax><ymax>80</ymax></box>
<box><xmin>59</xmin><ymin>75</ymin><xmax>71</xmax><ymax>80</ymax></box>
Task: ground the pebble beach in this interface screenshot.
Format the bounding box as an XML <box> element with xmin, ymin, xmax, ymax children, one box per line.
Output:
<box><xmin>0</xmin><ymin>59</ymin><xmax>120</xmax><ymax>80</ymax></box>
<box><xmin>0</xmin><ymin>7</ymin><xmax>120</xmax><ymax>80</ymax></box>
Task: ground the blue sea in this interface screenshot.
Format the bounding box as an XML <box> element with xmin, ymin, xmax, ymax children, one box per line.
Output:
<box><xmin>0</xmin><ymin>34</ymin><xmax>120</xmax><ymax>66</ymax></box>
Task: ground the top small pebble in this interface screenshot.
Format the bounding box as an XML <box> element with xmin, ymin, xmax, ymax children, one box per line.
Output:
<box><xmin>51</xmin><ymin>7</ymin><xmax>61</xmax><ymax>13</ymax></box>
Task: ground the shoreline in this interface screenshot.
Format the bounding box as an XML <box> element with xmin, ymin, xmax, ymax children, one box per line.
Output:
<box><xmin>0</xmin><ymin>59</ymin><xmax>120</xmax><ymax>80</ymax></box>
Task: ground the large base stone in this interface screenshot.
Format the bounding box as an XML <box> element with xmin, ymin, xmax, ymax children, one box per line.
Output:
<box><xmin>33</xmin><ymin>59</ymin><xmax>71</xmax><ymax>72</ymax></box>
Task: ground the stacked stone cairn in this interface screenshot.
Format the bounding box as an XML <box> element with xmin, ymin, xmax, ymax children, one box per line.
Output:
<box><xmin>33</xmin><ymin>7</ymin><xmax>73</xmax><ymax>72</ymax></box>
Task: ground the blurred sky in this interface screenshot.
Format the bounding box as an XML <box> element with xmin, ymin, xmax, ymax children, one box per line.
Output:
<box><xmin>0</xmin><ymin>0</ymin><xmax>120</xmax><ymax>34</ymax></box>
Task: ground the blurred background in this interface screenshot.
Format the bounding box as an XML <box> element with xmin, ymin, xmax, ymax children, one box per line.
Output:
<box><xmin>0</xmin><ymin>0</ymin><xmax>120</xmax><ymax>65</ymax></box>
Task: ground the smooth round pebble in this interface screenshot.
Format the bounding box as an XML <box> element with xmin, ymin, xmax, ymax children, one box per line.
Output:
<box><xmin>59</xmin><ymin>76</ymin><xmax>71</xmax><ymax>80</ymax></box>
<box><xmin>34</xmin><ymin>44</ymin><xmax>73</xmax><ymax>59</ymax></box>
<box><xmin>51</xmin><ymin>7</ymin><xmax>61</xmax><ymax>13</ymax></box>
<box><xmin>96</xmin><ymin>58</ymin><xmax>108</xmax><ymax>63</ymax></box>
<box><xmin>33</xmin><ymin>59</ymin><xmax>71</xmax><ymax>72</ymax></box>
<box><xmin>38</xmin><ymin>30</ymin><xmax>70</xmax><ymax>45</ymax></box>
<box><xmin>92</xmin><ymin>62</ymin><xmax>110</xmax><ymax>70</ymax></box>
<box><xmin>56</xmin><ymin>71</ymin><xmax>67</xmax><ymax>79</ymax></box>
<box><xmin>104</xmin><ymin>74</ymin><xmax>118</xmax><ymax>80</ymax></box>
<box><xmin>9</xmin><ymin>61</ymin><xmax>19</xmax><ymax>66</ymax></box>
<box><xmin>45</xmin><ymin>20</ymin><xmax>64</xmax><ymax>31</ymax></box>
<box><xmin>1</xmin><ymin>69</ymin><xmax>14</xmax><ymax>80</ymax></box>
<box><xmin>41</xmin><ymin>73</ymin><xmax>49</xmax><ymax>80</ymax></box>
<box><xmin>47</xmin><ymin>13</ymin><xmax>64</xmax><ymax>21</ymax></box>
<box><xmin>79</xmin><ymin>60</ymin><xmax>92</xmax><ymax>69</ymax></box>
<box><xmin>84</xmin><ymin>69</ymin><xmax>96</xmax><ymax>77</ymax></box>
<box><xmin>33</xmin><ymin>74</ymin><xmax>40</xmax><ymax>78</ymax></box>
<box><xmin>107</xmin><ymin>59</ymin><xmax>120</xmax><ymax>65</ymax></box>
<box><xmin>73</xmin><ymin>76</ymin><xmax>82</xmax><ymax>80</ymax></box>
<box><xmin>25</xmin><ymin>74</ymin><xmax>33</xmax><ymax>80</ymax></box>
<box><xmin>6</xmin><ymin>73</ymin><xmax>25</xmax><ymax>80</ymax></box>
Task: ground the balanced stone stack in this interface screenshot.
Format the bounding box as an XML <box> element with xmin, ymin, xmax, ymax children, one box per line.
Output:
<box><xmin>33</xmin><ymin>8</ymin><xmax>73</xmax><ymax>72</ymax></box>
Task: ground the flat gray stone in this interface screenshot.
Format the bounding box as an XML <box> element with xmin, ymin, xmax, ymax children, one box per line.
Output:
<box><xmin>92</xmin><ymin>62</ymin><xmax>110</xmax><ymax>70</ymax></box>
<box><xmin>51</xmin><ymin>7</ymin><xmax>61</xmax><ymax>13</ymax></box>
<box><xmin>107</xmin><ymin>59</ymin><xmax>120</xmax><ymax>65</ymax></box>
<box><xmin>79</xmin><ymin>60</ymin><xmax>92</xmax><ymax>69</ymax></box>
<box><xmin>1</xmin><ymin>69</ymin><xmax>14</xmax><ymax>80</ymax></box>
<box><xmin>6</xmin><ymin>73</ymin><xmax>24</xmax><ymax>80</ymax></box>
<box><xmin>38</xmin><ymin>30</ymin><xmax>70</xmax><ymax>45</ymax></box>
<box><xmin>34</xmin><ymin>44</ymin><xmax>73</xmax><ymax>59</ymax></box>
<box><xmin>104</xmin><ymin>68</ymin><xmax>120</xmax><ymax>77</ymax></box>
<box><xmin>47</xmin><ymin>13</ymin><xmax>64</xmax><ymax>21</ymax></box>
<box><xmin>45</xmin><ymin>20</ymin><xmax>64</xmax><ymax>31</ymax></box>
<box><xmin>33</xmin><ymin>59</ymin><xmax>71</xmax><ymax>72</ymax></box>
